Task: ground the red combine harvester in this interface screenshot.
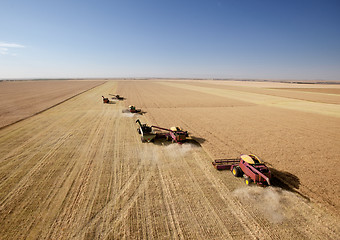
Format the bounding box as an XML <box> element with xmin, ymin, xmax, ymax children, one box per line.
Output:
<box><xmin>102</xmin><ymin>96</ymin><xmax>110</xmax><ymax>103</ymax></box>
<box><xmin>212</xmin><ymin>154</ymin><xmax>271</xmax><ymax>186</ymax></box>
<box><xmin>122</xmin><ymin>105</ymin><xmax>142</xmax><ymax>114</ymax></box>
<box><xmin>151</xmin><ymin>125</ymin><xmax>189</xmax><ymax>144</ymax></box>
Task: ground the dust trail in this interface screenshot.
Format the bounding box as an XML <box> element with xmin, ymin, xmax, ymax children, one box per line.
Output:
<box><xmin>163</xmin><ymin>143</ymin><xmax>199</xmax><ymax>158</ymax></box>
<box><xmin>139</xmin><ymin>144</ymin><xmax>161</xmax><ymax>165</ymax></box>
<box><xmin>136</xmin><ymin>142</ymin><xmax>198</xmax><ymax>166</ymax></box>
<box><xmin>121</xmin><ymin>112</ymin><xmax>135</xmax><ymax>118</ymax></box>
<box><xmin>233</xmin><ymin>187</ymin><xmax>296</xmax><ymax>223</ymax></box>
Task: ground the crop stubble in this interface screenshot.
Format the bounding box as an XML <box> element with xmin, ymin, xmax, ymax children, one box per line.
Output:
<box><xmin>0</xmin><ymin>80</ymin><xmax>339</xmax><ymax>239</ymax></box>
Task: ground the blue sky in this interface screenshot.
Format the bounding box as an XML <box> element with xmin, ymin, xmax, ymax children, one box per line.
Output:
<box><xmin>1</xmin><ymin>0</ymin><xmax>340</xmax><ymax>80</ymax></box>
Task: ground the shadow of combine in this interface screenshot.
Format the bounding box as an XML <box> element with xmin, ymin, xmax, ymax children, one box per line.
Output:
<box><xmin>151</xmin><ymin>138</ymin><xmax>174</xmax><ymax>146</ymax></box>
<box><xmin>109</xmin><ymin>94</ymin><xmax>126</xmax><ymax>100</ymax></box>
<box><xmin>144</xmin><ymin>135</ymin><xmax>205</xmax><ymax>147</ymax></box>
<box><xmin>270</xmin><ymin>168</ymin><xmax>310</xmax><ymax>201</ymax></box>
<box><xmin>187</xmin><ymin>136</ymin><xmax>206</xmax><ymax>146</ymax></box>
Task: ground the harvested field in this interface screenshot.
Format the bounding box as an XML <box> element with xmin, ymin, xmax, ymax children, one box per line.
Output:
<box><xmin>0</xmin><ymin>80</ymin><xmax>339</xmax><ymax>239</ymax></box>
<box><xmin>0</xmin><ymin>80</ymin><xmax>105</xmax><ymax>128</ymax></box>
<box><xmin>278</xmin><ymin>88</ymin><xmax>340</xmax><ymax>95</ymax></box>
<box><xmin>171</xmin><ymin>80</ymin><xmax>340</xmax><ymax>106</ymax></box>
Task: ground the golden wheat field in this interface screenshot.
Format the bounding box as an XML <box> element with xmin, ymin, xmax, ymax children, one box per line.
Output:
<box><xmin>0</xmin><ymin>79</ymin><xmax>339</xmax><ymax>239</ymax></box>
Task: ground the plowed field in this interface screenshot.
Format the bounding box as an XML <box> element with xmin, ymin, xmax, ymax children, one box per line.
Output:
<box><xmin>0</xmin><ymin>80</ymin><xmax>339</xmax><ymax>239</ymax></box>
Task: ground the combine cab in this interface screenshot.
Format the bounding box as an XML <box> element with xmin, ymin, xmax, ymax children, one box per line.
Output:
<box><xmin>212</xmin><ymin>154</ymin><xmax>271</xmax><ymax>186</ymax></box>
<box><xmin>136</xmin><ymin>119</ymin><xmax>156</xmax><ymax>142</ymax></box>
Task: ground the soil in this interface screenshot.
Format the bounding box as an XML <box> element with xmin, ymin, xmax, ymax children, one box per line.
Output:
<box><xmin>0</xmin><ymin>80</ymin><xmax>339</xmax><ymax>239</ymax></box>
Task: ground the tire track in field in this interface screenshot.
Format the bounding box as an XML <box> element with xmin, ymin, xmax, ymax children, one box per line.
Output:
<box><xmin>100</xmin><ymin>170</ymin><xmax>152</xmax><ymax>239</ymax></box>
<box><xmin>0</xmin><ymin>82</ymin><xmax>108</xmax><ymax>180</ymax></box>
<box><xmin>0</xmin><ymin>114</ymin><xmax>71</xmax><ymax>173</ymax></box>
<box><xmin>99</xmin><ymin>132</ymin><xmax>160</xmax><ymax>238</ymax></box>
<box><xmin>0</xmin><ymin>130</ymin><xmax>73</xmax><ymax>208</ymax></box>
<box><xmin>174</xmin><ymin>159</ymin><xmax>244</xmax><ymax>238</ymax></box>
<box><xmin>0</xmin><ymin>82</ymin><xmax>113</xmax><ymax>238</ymax></box>
<box><xmin>72</xmin><ymin>164</ymin><xmax>145</xmax><ymax>238</ymax></box>
<box><xmin>24</xmin><ymin>122</ymin><xmax>95</xmax><ymax>238</ymax></box>
<box><xmin>30</xmin><ymin>103</ymin><xmax>115</xmax><ymax>238</ymax></box>
<box><xmin>0</xmin><ymin>86</ymin><xmax>100</xmax><ymax>185</ymax></box>
<box><xmin>0</xmin><ymin>111</ymin><xmax>91</xmax><ymax>198</ymax></box>
<box><xmin>11</xmin><ymin>82</ymin><xmax>115</xmax><ymax>238</ymax></box>
<box><xmin>71</xmin><ymin>104</ymin><xmax>154</xmax><ymax>239</ymax></box>
<box><xmin>0</xmin><ymin>81</ymin><xmax>119</xmax><ymax>239</ymax></box>
<box><xmin>45</xmin><ymin>100</ymin><xmax>117</xmax><ymax>239</ymax></box>
<box><xmin>156</xmin><ymin>165</ymin><xmax>185</xmax><ymax>239</ymax></box>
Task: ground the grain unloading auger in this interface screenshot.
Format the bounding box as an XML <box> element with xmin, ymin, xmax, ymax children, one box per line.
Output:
<box><xmin>135</xmin><ymin>119</ymin><xmax>189</xmax><ymax>144</ymax></box>
<box><xmin>212</xmin><ymin>154</ymin><xmax>271</xmax><ymax>186</ymax></box>
<box><xmin>151</xmin><ymin>125</ymin><xmax>189</xmax><ymax>144</ymax></box>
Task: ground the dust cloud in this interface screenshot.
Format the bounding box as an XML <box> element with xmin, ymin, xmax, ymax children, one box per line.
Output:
<box><xmin>233</xmin><ymin>187</ymin><xmax>296</xmax><ymax>223</ymax></box>
<box><xmin>121</xmin><ymin>112</ymin><xmax>135</xmax><ymax>118</ymax></box>
<box><xmin>140</xmin><ymin>145</ymin><xmax>161</xmax><ymax>164</ymax></box>
<box><xmin>164</xmin><ymin>143</ymin><xmax>199</xmax><ymax>158</ymax></box>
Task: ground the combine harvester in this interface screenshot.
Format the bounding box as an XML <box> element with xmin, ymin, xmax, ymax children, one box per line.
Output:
<box><xmin>110</xmin><ymin>94</ymin><xmax>125</xmax><ymax>100</ymax></box>
<box><xmin>102</xmin><ymin>96</ymin><xmax>111</xmax><ymax>104</ymax></box>
<box><xmin>136</xmin><ymin>119</ymin><xmax>189</xmax><ymax>144</ymax></box>
<box><xmin>122</xmin><ymin>105</ymin><xmax>142</xmax><ymax>114</ymax></box>
<box><xmin>212</xmin><ymin>154</ymin><xmax>271</xmax><ymax>186</ymax></box>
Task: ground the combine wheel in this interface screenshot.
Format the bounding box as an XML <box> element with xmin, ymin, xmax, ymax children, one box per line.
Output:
<box><xmin>232</xmin><ymin>166</ymin><xmax>242</xmax><ymax>177</ymax></box>
<box><xmin>141</xmin><ymin>136</ymin><xmax>146</xmax><ymax>143</ymax></box>
<box><xmin>244</xmin><ymin>178</ymin><xmax>253</xmax><ymax>185</ymax></box>
<box><xmin>137</xmin><ymin>128</ymin><xmax>141</xmax><ymax>134</ymax></box>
